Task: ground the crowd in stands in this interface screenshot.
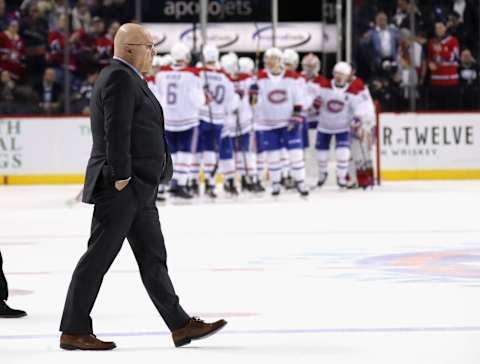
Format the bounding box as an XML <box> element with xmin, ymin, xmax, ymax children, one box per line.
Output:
<box><xmin>0</xmin><ymin>0</ymin><xmax>479</xmax><ymax>115</ymax></box>
<box><xmin>355</xmin><ymin>0</ymin><xmax>480</xmax><ymax>111</ymax></box>
<box><xmin>0</xmin><ymin>0</ymin><xmax>130</xmax><ymax>115</ymax></box>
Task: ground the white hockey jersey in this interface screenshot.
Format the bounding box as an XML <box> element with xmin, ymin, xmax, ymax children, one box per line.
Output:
<box><xmin>254</xmin><ymin>69</ymin><xmax>305</xmax><ymax>131</ymax></box>
<box><xmin>155</xmin><ymin>65</ymin><xmax>204</xmax><ymax>132</ymax></box>
<box><xmin>303</xmin><ymin>74</ymin><xmax>329</xmax><ymax>123</ymax></box>
<box><xmin>198</xmin><ymin>67</ymin><xmax>237</xmax><ymax>125</ymax></box>
<box><xmin>349</xmin><ymin>76</ymin><xmax>376</xmax><ymax>128</ymax></box>
<box><xmin>222</xmin><ymin>73</ymin><xmax>254</xmax><ymax>137</ymax></box>
<box><xmin>312</xmin><ymin>78</ymin><xmax>363</xmax><ymax>134</ymax></box>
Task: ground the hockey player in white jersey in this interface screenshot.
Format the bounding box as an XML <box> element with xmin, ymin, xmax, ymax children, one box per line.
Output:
<box><xmin>155</xmin><ymin>42</ymin><xmax>205</xmax><ymax>199</ymax></box>
<box><xmin>219</xmin><ymin>53</ymin><xmax>241</xmax><ymax>196</ymax></box>
<box><xmin>235</xmin><ymin>57</ymin><xmax>264</xmax><ymax>193</ymax></box>
<box><xmin>280</xmin><ymin>49</ymin><xmax>305</xmax><ymax>190</ymax></box>
<box><xmin>311</xmin><ymin>61</ymin><xmax>363</xmax><ymax>188</ymax></box>
<box><xmin>348</xmin><ymin>63</ymin><xmax>376</xmax><ymax>189</ymax></box>
<box><xmin>196</xmin><ymin>44</ymin><xmax>237</xmax><ymax>198</ymax></box>
<box><xmin>254</xmin><ymin>47</ymin><xmax>309</xmax><ymax>197</ymax></box>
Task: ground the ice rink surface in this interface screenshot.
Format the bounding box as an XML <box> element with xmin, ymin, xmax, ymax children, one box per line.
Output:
<box><xmin>1</xmin><ymin>181</ymin><xmax>480</xmax><ymax>364</ymax></box>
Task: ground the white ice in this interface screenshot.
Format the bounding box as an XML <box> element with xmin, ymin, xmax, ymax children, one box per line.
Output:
<box><xmin>1</xmin><ymin>181</ymin><xmax>480</xmax><ymax>364</ymax></box>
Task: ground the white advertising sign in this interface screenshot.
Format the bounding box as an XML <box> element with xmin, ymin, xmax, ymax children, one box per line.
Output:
<box><xmin>143</xmin><ymin>22</ymin><xmax>338</xmax><ymax>53</ymax></box>
<box><xmin>0</xmin><ymin>117</ymin><xmax>91</xmax><ymax>175</ymax></box>
<box><xmin>380</xmin><ymin>113</ymin><xmax>480</xmax><ymax>176</ymax></box>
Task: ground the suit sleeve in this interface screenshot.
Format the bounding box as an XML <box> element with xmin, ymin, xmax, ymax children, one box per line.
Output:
<box><xmin>102</xmin><ymin>69</ymin><xmax>135</xmax><ymax>180</ymax></box>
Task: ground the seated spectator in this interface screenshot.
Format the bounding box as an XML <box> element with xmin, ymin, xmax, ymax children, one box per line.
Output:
<box><xmin>34</xmin><ymin>67</ymin><xmax>63</xmax><ymax>114</ymax></box>
<box><xmin>427</xmin><ymin>21</ymin><xmax>460</xmax><ymax>110</ymax></box>
<box><xmin>364</xmin><ymin>12</ymin><xmax>399</xmax><ymax>77</ymax></box>
<box><xmin>0</xmin><ymin>70</ymin><xmax>38</xmax><ymax>114</ymax></box>
<box><xmin>0</xmin><ymin>19</ymin><xmax>26</xmax><ymax>81</ymax></box>
<box><xmin>458</xmin><ymin>48</ymin><xmax>480</xmax><ymax>110</ymax></box>
<box><xmin>93</xmin><ymin>19</ymin><xmax>119</xmax><ymax>69</ymax></box>
<box><xmin>72</xmin><ymin>70</ymin><xmax>98</xmax><ymax>115</ymax></box>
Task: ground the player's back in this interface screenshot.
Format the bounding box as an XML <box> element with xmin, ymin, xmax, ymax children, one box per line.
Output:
<box><xmin>155</xmin><ymin>65</ymin><xmax>203</xmax><ymax>131</ymax></box>
<box><xmin>198</xmin><ymin>67</ymin><xmax>235</xmax><ymax>125</ymax></box>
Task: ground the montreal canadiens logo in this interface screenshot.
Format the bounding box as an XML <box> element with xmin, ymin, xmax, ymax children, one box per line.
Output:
<box><xmin>327</xmin><ymin>100</ymin><xmax>345</xmax><ymax>113</ymax></box>
<box><xmin>268</xmin><ymin>90</ymin><xmax>288</xmax><ymax>104</ymax></box>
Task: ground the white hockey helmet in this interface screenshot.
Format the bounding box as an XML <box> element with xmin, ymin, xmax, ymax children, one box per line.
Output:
<box><xmin>202</xmin><ymin>43</ymin><xmax>219</xmax><ymax>64</ymax></box>
<box><xmin>220</xmin><ymin>53</ymin><xmax>238</xmax><ymax>76</ymax></box>
<box><xmin>333</xmin><ymin>61</ymin><xmax>352</xmax><ymax>77</ymax></box>
<box><xmin>170</xmin><ymin>42</ymin><xmax>191</xmax><ymax>63</ymax></box>
<box><xmin>162</xmin><ymin>53</ymin><xmax>173</xmax><ymax>66</ymax></box>
<box><xmin>333</xmin><ymin>61</ymin><xmax>352</xmax><ymax>85</ymax></box>
<box><xmin>152</xmin><ymin>55</ymin><xmax>163</xmax><ymax>67</ymax></box>
<box><xmin>263</xmin><ymin>47</ymin><xmax>283</xmax><ymax>70</ymax></box>
<box><xmin>264</xmin><ymin>47</ymin><xmax>283</xmax><ymax>61</ymax></box>
<box><xmin>227</xmin><ymin>51</ymin><xmax>238</xmax><ymax>63</ymax></box>
<box><xmin>238</xmin><ymin>57</ymin><xmax>255</xmax><ymax>74</ymax></box>
<box><xmin>301</xmin><ymin>53</ymin><xmax>321</xmax><ymax>77</ymax></box>
<box><xmin>282</xmin><ymin>49</ymin><xmax>299</xmax><ymax>70</ymax></box>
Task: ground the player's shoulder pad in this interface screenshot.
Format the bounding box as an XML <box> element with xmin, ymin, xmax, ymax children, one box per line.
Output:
<box><xmin>236</xmin><ymin>73</ymin><xmax>251</xmax><ymax>81</ymax></box>
<box><xmin>316</xmin><ymin>77</ymin><xmax>332</xmax><ymax>88</ymax></box>
<box><xmin>180</xmin><ymin>66</ymin><xmax>201</xmax><ymax>76</ymax></box>
<box><xmin>284</xmin><ymin>69</ymin><xmax>300</xmax><ymax>79</ymax></box>
<box><xmin>158</xmin><ymin>65</ymin><xmax>173</xmax><ymax>72</ymax></box>
<box><xmin>256</xmin><ymin>69</ymin><xmax>269</xmax><ymax>80</ymax></box>
<box><xmin>346</xmin><ymin>80</ymin><xmax>364</xmax><ymax>95</ymax></box>
<box><xmin>350</xmin><ymin>77</ymin><xmax>366</xmax><ymax>90</ymax></box>
<box><xmin>313</xmin><ymin>75</ymin><xmax>329</xmax><ymax>86</ymax></box>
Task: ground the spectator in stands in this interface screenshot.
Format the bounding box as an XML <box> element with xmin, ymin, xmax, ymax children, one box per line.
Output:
<box><xmin>72</xmin><ymin>0</ymin><xmax>91</xmax><ymax>32</ymax></box>
<box><xmin>93</xmin><ymin>19</ymin><xmax>118</xmax><ymax>69</ymax></box>
<box><xmin>0</xmin><ymin>70</ymin><xmax>38</xmax><ymax>114</ymax></box>
<box><xmin>20</xmin><ymin>3</ymin><xmax>48</xmax><ymax>82</ymax></box>
<box><xmin>34</xmin><ymin>67</ymin><xmax>63</xmax><ymax>114</ymax></box>
<box><xmin>446</xmin><ymin>12</ymin><xmax>466</xmax><ymax>47</ymax></box>
<box><xmin>392</xmin><ymin>0</ymin><xmax>424</xmax><ymax>31</ymax></box>
<box><xmin>394</xmin><ymin>28</ymin><xmax>426</xmax><ymax>109</ymax></box>
<box><xmin>0</xmin><ymin>19</ymin><xmax>26</xmax><ymax>81</ymax></box>
<box><xmin>72</xmin><ymin>70</ymin><xmax>97</xmax><ymax>115</ymax></box>
<box><xmin>364</xmin><ymin>12</ymin><xmax>398</xmax><ymax>77</ymax></box>
<box><xmin>369</xmin><ymin>76</ymin><xmax>402</xmax><ymax>111</ymax></box>
<box><xmin>458</xmin><ymin>48</ymin><xmax>479</xmax><ymax>109</ymax></box>
<box><xmin>0</xmin><ymin>0</ymin><xmax>9</xmax><ymax>31</ymax></box>
<box><xmin>427</xmin><ymin>21</ymin><xmax>460</xmax><ymax>110</ymax></box>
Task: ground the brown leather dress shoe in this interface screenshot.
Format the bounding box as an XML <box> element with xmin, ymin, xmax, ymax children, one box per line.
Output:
<box><xmin>172</xmin><ymin>317</ymin><xmax>227</xmax><ymax>347</ymax></box>
<box><xmin>60</xmin><ymin>333</ymin><xmax>116</xmax><ymax>351</ymax></box>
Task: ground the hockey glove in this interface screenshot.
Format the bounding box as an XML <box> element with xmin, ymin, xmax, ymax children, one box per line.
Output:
<box><xmin>288</xmin><ymin>106</ymin><xmax>304</xmax><ymax>131</ymax></box>
<box><xmin>248</xmin><ymin>83</ymin><xmax>259</xmax><ymax>106</ymax></box>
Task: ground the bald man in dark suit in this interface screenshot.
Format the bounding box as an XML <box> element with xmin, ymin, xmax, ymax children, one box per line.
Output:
<box><xmin>59</xmin><ymin>23</ymin><xmax>226</xmax><ymax>351</ymax></box>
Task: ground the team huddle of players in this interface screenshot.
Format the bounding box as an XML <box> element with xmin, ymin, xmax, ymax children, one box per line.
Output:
<box><xmin>146</xmin><ymin>43</ymin><xmax>376</xmax><ymax>200</ymax></box>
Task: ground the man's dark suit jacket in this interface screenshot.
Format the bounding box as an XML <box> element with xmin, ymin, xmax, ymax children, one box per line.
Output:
<box><xmin>82</xmin><ymin>59</ymin><xmax>173</xmax><ymax>203</ymax></box>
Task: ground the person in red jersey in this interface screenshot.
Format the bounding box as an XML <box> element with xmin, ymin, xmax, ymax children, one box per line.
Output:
<box><xmin>427</xmin><ymin>21</ymin><xmax>460</xmax><ymax>110</ymax></box>
<box><xmin>93</xmin><ymin>20</ymin><xmax>119</xmax><ymax>69</ymax></box>
<box><xmin>0</xmin><ymin>19</ymin><xmax>25</xmax><ymax>81</ymax></box>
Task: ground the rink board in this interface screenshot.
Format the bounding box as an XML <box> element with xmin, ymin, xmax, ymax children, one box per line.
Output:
<box><xmin>1</xmin><ymin>113</ymin><xmax>480</xmax><ymax>184</ymax></box>
<box><xmin>379</xmin><ymin>112</ymin><xmax>480</xmax><ymax>180</ymax></box>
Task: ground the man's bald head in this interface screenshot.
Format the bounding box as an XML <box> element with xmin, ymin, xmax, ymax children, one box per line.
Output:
<box><xmin>114</xmin><ymin>23</ymin><xmax>155</xmax><ymax>73</ymax></box>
